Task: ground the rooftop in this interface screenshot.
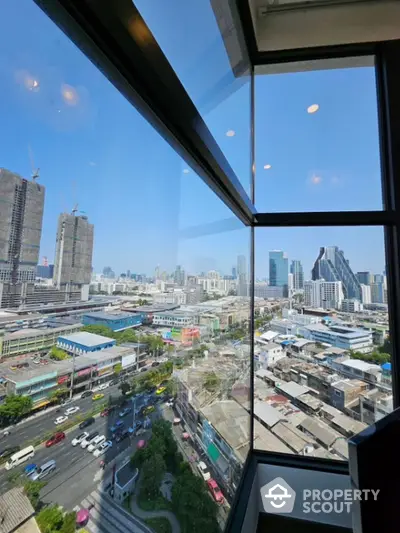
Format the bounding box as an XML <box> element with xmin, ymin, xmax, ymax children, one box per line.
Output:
<box><xmin>0</xmin><ymin>487</ymin><xmax>35</xmax><ymax>533</ymax></box>
<box><xmin>299</xmin><ymin>416</ymin><xmax>341</xmax><ymax>447</ymax></box>
<box><xmin>4</xmin><ymin>323</ymin><xmax>80</xmax><ymax>341</ymax></box>
<box><xmin>254</xmin><ymin>401</ymin><xmax>284</xmax><ymax>428</ymax></box>
<box><xmin>127</xmin><ymin>304</ymin><xmax>179</xmax><ymax>313</ymax></box>
<box><xmin>276</xmin><ymin>381</ymin><xmax>310</xmax><ymax>399</ymax></box>
<box><xmin>271</xmin><ymin>421</ymin><xmax>317</xmax><ymax>454</ymax></box>
<box><xmin>306</xmin><ymin>323</ymin><xmax>371</xmax><ymax>339</ymax></box>
<box><xmin>339</xmin><ymin>358</ymin><xmax>382</xmax><ymax>373</ymax></box>
<box><xmin>115</xmin><ymin>461</ymin><xmax>139</xmax><ymax>488</ymax></box>
<box><xmin>83</xmin><ymin>311</ymin><xmax>140</xmax><ymax>321</ymax></box>
<box><xmin>332</xmin><ymin>379</ymin><xmax>366</xmax><ymax>392</ymax></box>
<box><xmin>57</xmin><ymin>331</ymin><xmax>115</xmax><ymax>346</ymax></box>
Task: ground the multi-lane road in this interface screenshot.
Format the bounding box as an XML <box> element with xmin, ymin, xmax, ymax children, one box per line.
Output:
<box><xmin>0</xmin><ymin>395</ymin><xmax>148</xmax><ymax>510</ymax></box>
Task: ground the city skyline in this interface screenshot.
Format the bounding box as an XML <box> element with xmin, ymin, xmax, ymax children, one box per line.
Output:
<box><xmin>0</xmin><ymin>1</ymin><xmax>386</xmax><ymax>278</ymax></box>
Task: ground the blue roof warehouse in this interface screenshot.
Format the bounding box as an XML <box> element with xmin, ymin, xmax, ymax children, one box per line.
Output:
<box><xmin>82</xmin><ymin>311</ymin><xmax>143</xmax><ymax>332</ymax></box>
<box><xmin>57</xmin><ymin>331</ymin><xmax>116</xmax><ymax>355</ymax></box>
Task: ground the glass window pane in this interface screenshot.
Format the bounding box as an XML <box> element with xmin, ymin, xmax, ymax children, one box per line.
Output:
<box><xmin>135</xmin><ymin>0</ymin><xmax>252</xmax><ymax>196</ymax></box>
<box><xmin>254</xmin><ymin>226</ymin><xmax>392</xmax><ymax>461</ymax></box>
<box><xmin>0</xmin><ymin>1</ymin><xmax>250</xmax><ymax>526</ymax></box>
<box><xmin>255</xmin><ymin>58</ymin><xmax>382</xmax><ymax>212</ymax></box>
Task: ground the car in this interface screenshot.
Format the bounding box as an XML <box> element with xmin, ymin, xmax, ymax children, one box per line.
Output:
<box><xmin>0</xmin><ymin>446</ymin><xmax>20</xmax><ymax>459</ymax></box>
<box><xmin>92</xmin><ymin>393</ymin><xmax>104</xmax><ymax>401</ymax></box>
<box><xmin>98</xmin><ymin>383</ymin><xmax>109</xmax><ymax>391</ymax></box>
<box><xmin>110</xmin><ymin>420</ymin><xmax>124</xmax><ymax>433</ymax></box>
<box><xmin>109</xmin><ymin>379</ymin><xmax>118</xmax><ymax>386</ymax></box>
<box><xmin>166</xmin><ymin>400</ymin><xmax>174</xmax><ymax>407</ymax></box>
<box><xmin>79</xmin><ymin>417</ymin><xmax>95</xmax><ymax>430</ymax></box>
<box><xmin>71</xmin><ymin>432</ymin><xmax>89</xmax><ymax>446</ymax></box>
<box><xmin>100</xmin><ymin>407</ymin><xmax>113</xmax><ymax>417</ymax></box>
<box><xmin>30</xmin><ymin>460</ymin><xmax>56</xmax><ymax>481</ymax></box>
<box><xmin>54</xmin><ymin>416</ymin><xmax>68</xmax><ymax>425</ymax></box>
<box><xmin>24</xmin><ymin>463</ymin><xmax>37</xmax><ymax>476</ymax></box>
<box><xmin>136</xmin><ymin>428</ymin><xmax>146</xmax><ymax>437</ymax></box>
<box><xmin>197</xmin><ymin>461</ymin><xmax>211</xmax><ymax>481</ymax></box>
<box><xmin>207</xmin><ymin>479</ymin><xmax>224</xmax><ymax>504</ymax></box>
<box><xmin>32</xmin><ymin>359</ymin><xmax>40</xmax><ymax>364</ymax></box>
<box><xmin>81</xmin><ymin>431</ymin><xmax>99</xmax><ymax>449</ymax></box>
<box><xmin>65</xmin><ymin>406</ymin><xmax>80</xmax><ymax>416</ymax></box>
<box><xmin>156</xmin><ymin>386</ymin><xmax>166</xmax><ymax>395</ymax></box>
<box><xmin>116</xmin><ymin>429</ymin><xmax>129</xmax><ymax>443</ymax></box>
<box><xmin>143</xmin><ymin>406</ymin><xmax>155</xmax><ymax>415</ymax></box>
<box><xmin>119</xmin><ymin>407</ymin><xmax>132</xmax><ymax>418</ymax></box>
<box><xmin>93</xmin><ymin>440</ymin><xmax>112</xmax><ymax>458</ymax></box>
<box><xmin>87</xmin><ymin>435</ymin><xmax>106</xmax><ymax>453</ymax></box>
<box><xmin>45</xmin><ymin>432</ymin><xmax>65</xmax><ymax>448</ymax></box>
<box><xmin>140</xmin><ymin>367</ymin><xmax>147</xmax><ymax>373</ymax></box>
<box><xmin>151</xmin><ymin>361</ymin><xmax>160</xmax><ymax>367</ymax></box>
<box><xmin>81</xmin><ymin>390</ymin><xmax>92</xmax><ymax>399</ymax></box>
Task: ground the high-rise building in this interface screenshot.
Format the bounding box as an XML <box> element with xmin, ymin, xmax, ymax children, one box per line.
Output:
<box><xmin>36</xmin><ymin>264</ymin><xmax>54</xmax><ymax>279</ymax></box>
<box><xmin>304</xmin><ymin>279</ymin><xmax>344</xmax><ymax>309</ymax></box>
<box><xmin>360</xmin><ymin>284</ymin><xmax>372</xmax><ymax>304</ymax></box>
<box><xmin>174</xmin><ymin>265</ymin><xmax>185</xmax><ymax>286</ymax></box>
<box><xmin>53</xmin><ymin>213</ymin><xmax>94</xmax><ymax>299</ymax></box>
<box><xmin>0</xmin><ymin>168</ymin><xmax>45</xmax><ymax>307</ymax></box>
<box><xmin>237</xmin><ymin>255</ymin><xmax>247</xmax><ymax>297</ymax></box>
<box><xmin>269</xmin><ymin>250</ymin><xmax>288</xmax><ymax>297</ymax></box>
<box><xmin>290</xmin><ymin>260</ymin><xmax>304</xmax><ymax>290</ymax></box>
<box><xmin>103</xmin><ymin>266</ymin><xmax>115</xmax><ymax>278</ymax></box>
<box><xmin>312</xmin><ymin>246</ymin><xmax>361</xmax><ymax>300</ymax></box>
<box><xmin>356</xmin><ymin>271</ymin><xmax>372</xmax><ymax>285</ymax></box>
<box><xmin>232</xmin><ymin>267</ymin><xmax>237</xmax><ymax>279</ymax></box>
<box><xmin>371</xmin><ymin>282</ymin><xmax>385</xmax><ymax>304</ymax></box>
<box><xmin>154</xmin><ymin>265</ymin><xmax>160</xmax><ymax>280</ymax></box>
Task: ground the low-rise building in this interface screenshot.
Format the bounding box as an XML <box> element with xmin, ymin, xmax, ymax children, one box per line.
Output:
<box><xmin>82</xmin><ymin>311</ymin><xmax>143</xmax><ymax>332</ymax></box>
<box><xmin>341</xmin><ymin>299</ymin><xmax>363</xmax><ymax>313</ymax></box>
<box><xmin>332</xmin><ymin>358</ymin><xmax>382</xmax><ymax>385</ymax></box>
<box><xmin>330</xmin><ymin>379</ymin><xmax>368</xmax><ymax>411</ymax></box>
<box><xmin>304</xmin><ymin>323</ymin><xmax>373</xmax><ymax>352</ymax></box>
<box><xmin>359</xmin><ymin>388</ymin><xmax>393</xmax><ymax>424</ymax></box>
<box><xmin>0</xmin><ymin>324</ymin><xmax>81</xmax><ymax>359</ymax></box>
<box><xmin>257</xmin><ymin>342</ymin><xmax>285</xmax><ymax>369</ymax></box>
<box><xmin>113</xmin><ymin>460</ymin><xmax>139</xmax><ymax>503</ymax></box>
<box><xmin>152</xmin><ymin>310</ymin><xmax>197</xmax><ymax>328</ymax></box>
<box><xmin>57</xmin><ymin>331</ymin><xmax>116</xmax><ymax>355</ymax></box>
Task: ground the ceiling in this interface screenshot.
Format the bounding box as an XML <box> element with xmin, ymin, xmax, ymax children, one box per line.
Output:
<box><xmin>248</xmin><ymin>0</ymin><xmax>400</xmax><ymax>52</ymax></box>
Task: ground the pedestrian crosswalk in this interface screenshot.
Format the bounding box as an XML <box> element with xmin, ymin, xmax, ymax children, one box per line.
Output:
<box><xmin>73</xmin><ymin>488</ymin><xmax>151</xmax><ymax>533</ymax></box>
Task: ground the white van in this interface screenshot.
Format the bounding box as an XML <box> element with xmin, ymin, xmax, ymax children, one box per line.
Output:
<box><xmin>30</xmin><ymin>460</ymin><xmax>56</xmax><ymax>481</ymax></box>
<box><xmin>87</xmin><ymin>435</ymin><xmax>105</xmax><ymax>453</ymax></box>
<box><xmin>5</xmin><ymin>446</ymin><xmax>35</xmax><ymax>470</ymax></box>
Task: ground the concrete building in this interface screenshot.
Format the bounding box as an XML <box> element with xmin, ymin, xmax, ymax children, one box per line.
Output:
<box><xmin>331</xmin><ymin>358</ymin><xmax>382</xmax><ymax>385</ymax></box>
<box><xmin>153</xmin><ymin>309</ymin><xmax>197</xmax><ymax>328</ymax></box>
<box><xmin>305</xmin><ymin>323</ymin><xmax>373</xmax><ymax>352</ymax></box>
<box><xmin>257</xmin><ymin>342</ymin><xmax>285</xmax><ymax>369</ymax></box>
<box><xmin>356</xmin><ymin>272</ymin><xmax>372</xmax><ymax>285</ymax></box>
<box><xmin>341</xmin><ymin>299</ymin><xmax>363</xmax><ymax>313</ymax></box>
<box><xmin>82</xmin><ymin>311</ymin><xmax>143</xmax><ymax>332</ymax></box>
<box><xmin>57</xmin><ymin>331</ymin><xmax>116</xmax><ymax>355</ymax></box>
<box><xmin>304</xmin><ymin>279</ymin><xmax>344</xmax><ymax>309</ymax></box>
<box><xmin>0</xmin><ymin>323</ymin><xmax>81</xmax><ymax>359</ymax></box>
<box><xmin>0</xmin><ymin>169</ymin><xmax>45</xmax><ymax>308</ymax></box>
<box><xmin>360</xmin><ymin>284</ymin><xmax>372</xmax><ymax>304</ymax></box>
<box><xmin>359</xmin><ymin>388</ymin><xmax>393</xmax><ymax>424</ymax></box>
<box><xmin>36</xmin><ymin>264</ymin><xmax>54</xmax><ymax>279</ymax></box>
<box><xmin>113</xmin><ymin>461</ymin><xmax>139</xmax><ymax>503</ymax></box>
<box><xmin>330</xmin><ymin>379</ymin><xmax>369</xmax><ymax>411</ymax></box>
<box><xmin>53</xmin><ymin>212</ymin><xmax>94</xmax><ymax>300</ymax></box>
<box><xmin>254</xmin><ymin>284</ymin><xmax>283</xmax><ymax>299</ymax></box>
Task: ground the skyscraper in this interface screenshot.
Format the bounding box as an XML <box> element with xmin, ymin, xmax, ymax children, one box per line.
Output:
<box><xmin>312</xmin><ymin>246</ymin><xmax>361</xmax><ymax>300</ymax></box>
<box><xmin>356</xmin><ymin>271</ymin><xmax>372</xmax><ymax>285</ymax></box>
<box><xmin>237</xmin><ymin>255</ymin><xmax>247</xmax><ymax>297</ymax></box>
<box><xmin>304</xmin><ymin>279</ymin><xmax>343</xmax><ymax>309</ymax></box>
<box><xmin>53</xmin><ymin>213</ymin><xmax>94</xmax><ymax>298</ymax></box>
<box><xmin>269</xmin><ymin>250</ymin><xmax>288</xmax><ymax>297</ymax></box>
<box><xmin>0</xmin><ymin>168</ymin><xmax>45</xmax><ymax>307</ymax></box>
<box><xmin>290</xmin><ymin>260</ymin><xmax>304</xmax><ymax>290</ymax></box>
<box><xmin>174</xmin><ymin>265</ymin><xmax>185</xmax><ymax>286</ymax></box>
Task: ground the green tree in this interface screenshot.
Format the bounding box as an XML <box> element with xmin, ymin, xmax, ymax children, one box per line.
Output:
<box><xmin>165</xmin><ymin>378</ymin><xmax>177</xmax><ymax>398</ymax></box>
<box><xmin>117</xmin><ymin>329</ymin><xmax>137</xmax><ymax>344</ymax></box>
<box><xmin>137</xmin><ymin>298</ymin><xmax>149</xmax><ymax>306</ymax></box>
<box><xmin>24</xmin><ymin>480</ymin><xmax>46</xmax><ymax>510</ymax></box>
<box><xmin>60</xmin><ymin>512</ymin><xmax>76</xmax><ymax>533</ymax></box>
<box><xmin>172</xmin><ymin>470</ymin><xmax>219</xmax><ymax>533</ymax></box>
<box><xmin>141</xmin><ymin>453</ymin><xmax>166</xmax><ymax>499</ymax></box>
<box><xmin>49</xmin><ymin>347</ymin><xmax>70</xmax><ymax>361</ymax></box>
<box><xmin>49</xmin><ymin>388</ymin><xmax>69</xmax><ymax>404</ymax></box>
<box><xmin>379</xmin><ymin>337</ymin><xmax>392</xmax><ymax>356</ymax></box>
<box><xmin>0</xmin><ymin>395</ymin><xmax>33</xmax><ymax>423</ymax></box>
<box><xmin>118</xmin><ymin>382</ymin><xmax>130</xmax><ymax>395</ymax></box>
<box><xmin>81</xmin><ymin>324</ymin><xmax>116</xmax><ymax>338</ymax></box>
<box><xmin>36</xmin><ymin>505</ymin><xmax>64</xmax><ymax>533</ymax></box>
<box><xmin>203</xmin><ymin>372</ymin><xmax>220</xmax><ymax>392</ymax></box>
<box><xmin>113</xmin><ymin>363</ymin><xmax>122</xmax><ymax>376</ymax></box>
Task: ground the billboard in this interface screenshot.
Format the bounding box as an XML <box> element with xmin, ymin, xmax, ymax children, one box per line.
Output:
<box><xmin>57</xmin><ymin>375</ymin><xmax>69</xmax><ymax>385</ymax></box>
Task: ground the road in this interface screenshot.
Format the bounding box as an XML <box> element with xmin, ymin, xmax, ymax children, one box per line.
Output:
<box><xmin>0</xmin><ymin>398</ymin><xmax>149</xmax><ymax>510</ymax></box>
<box><xmin>0</xmin><ymin>367</ymin><xmax>156</xmax><ymax>450</ymax></box>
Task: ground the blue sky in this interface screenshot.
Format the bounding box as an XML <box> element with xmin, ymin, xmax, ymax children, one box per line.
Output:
<box><xmin>0</xmin><ymin>0</ymin><xmax>386</xmax><ymax>280</ymax></box>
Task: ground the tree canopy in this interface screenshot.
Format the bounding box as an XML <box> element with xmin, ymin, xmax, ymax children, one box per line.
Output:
<box><xmin>24</xmin><ymin>480</ymin><xmax>46</xmax><ymax>510</ymax></box>
<box><xmin>36</xmin><ymin>505</ymin><xmax>64</xmax><ymax>533</ymax></box>
<box><xmin>0</xmin><ymin>395</ymin><xmax>33</xmax><ymax>423</ymax></box>
<box><xmin>49</xmin><ymin>347</ymin><xmax>70</xmax><ymax>361</ymax></box>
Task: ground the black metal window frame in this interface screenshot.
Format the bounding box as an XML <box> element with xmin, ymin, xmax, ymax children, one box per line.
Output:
<box><xmin>34</xmin><ymin>0</ymin><xmax>400</xmax><ymax>519</ymax></box>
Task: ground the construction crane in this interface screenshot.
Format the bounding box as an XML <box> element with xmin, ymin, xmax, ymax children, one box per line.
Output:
<box><xmin>71</xmin><ymin>203</ymin><xmax>86</xmax><ymax>216</ymax></box>
<box><xmin>28</xmin><ymin>144</ymin><xmax>40</xmax><ymax>182</ymax></box>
